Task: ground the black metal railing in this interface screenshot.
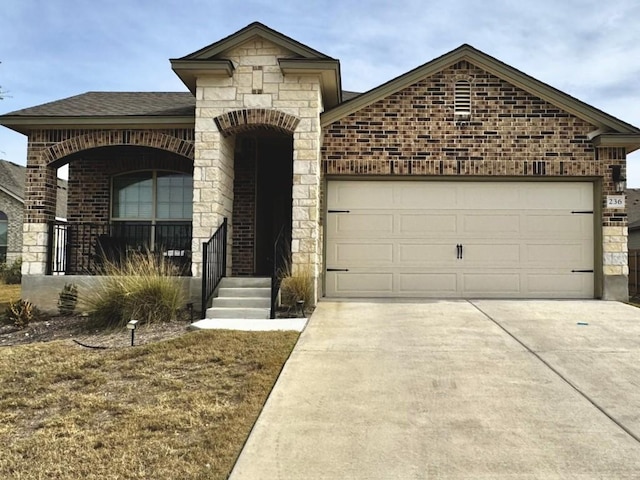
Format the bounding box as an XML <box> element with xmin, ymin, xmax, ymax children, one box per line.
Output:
<box><xmin>201</xmin><ymin>218</ymin><xmax>228</xmax><ymax>318</ymax></box>
<box><xmin>47</xmin><ymin>220</ymin><xmax>192</xmax><ymax>275</ymax></box>
<box><xmin>271</xmin><ymin>225</ymin><xmax>291</xmax><ymax>319</ymax></box>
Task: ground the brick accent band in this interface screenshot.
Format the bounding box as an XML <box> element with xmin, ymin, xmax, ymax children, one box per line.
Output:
<box><xmin>42</xmin><ymin>130</ymin><xmax>195</xmax><ymax>165</ymax></box>
<box><xmin>214</xmin><ymin>109</ymin><xmax>300</xmax><ymax>137</ymax></box>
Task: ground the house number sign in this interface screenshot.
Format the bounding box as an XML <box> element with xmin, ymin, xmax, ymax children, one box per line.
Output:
<box><xmin>606</xmin><ymin>195</ymin><xmax>625</xmax><ymax>209</ymax></box>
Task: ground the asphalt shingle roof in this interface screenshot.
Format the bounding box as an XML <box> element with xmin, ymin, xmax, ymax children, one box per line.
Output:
<box><xmin>0</xmin><ymin>159</ymin><xmax>25</xmax><ymax>198</ymax></box>
<box><xmin>3</xmin><ymin>92</ymin><xmax>196</xmax><ymax>117</ymax></box>
<box><xmin>3</xmin><ymin>90</ymin><xmax>362</xmax><ymax>119</ymax></box>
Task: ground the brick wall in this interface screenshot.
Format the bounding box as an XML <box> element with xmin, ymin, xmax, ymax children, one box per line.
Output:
<box><xmin>232</xmin><ymin>138</ymin><xmax>257</xmax><ymax>275</ymax></box>
<box><xmin>323</xmin><ymin>61</ymin><xmax>603</xmax><ymax>175</ymax></box>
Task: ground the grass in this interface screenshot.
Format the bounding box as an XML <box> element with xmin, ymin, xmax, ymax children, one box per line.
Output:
<box><xmin>0</xmin><ymin>329</ymin><xmax>299</xmax><ymax>479</ymax></box>
<box><xmin>81</xmin><ymin>251</ymin><xmax>186</xmax><ymax>327</ymax></box>
<box><xmin>0</xmin><ymin>283</ymin><xmax>21</xmax><ymax>312</ymax></box>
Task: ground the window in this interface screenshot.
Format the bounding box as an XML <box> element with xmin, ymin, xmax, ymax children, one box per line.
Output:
<box><xmin>454</xmin><ymin>80</ymin><xmax>471</xmax><ymax>118</ymax></box>
<box><xmin>0</xmin><ymin>211</ymin><xmax>7</xmax><ymax>264</ymax></box>
<box><xmin>111</xmin><ymin>171</ymin><xmax>192</xmax><ymax>254</ymax></box>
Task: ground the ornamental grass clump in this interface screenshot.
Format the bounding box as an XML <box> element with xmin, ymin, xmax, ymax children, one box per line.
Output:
<box><xmin>279</xmin><ymin>265</ymin><xmax>314</xmax><ymax>313</ymax></box>
<box><xmin>82</xmin><ymin>251</ymin><xmax>186</xmax><ymax>328</ymax></box>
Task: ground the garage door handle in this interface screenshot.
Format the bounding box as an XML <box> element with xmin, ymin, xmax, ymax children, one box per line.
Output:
<box><xmin>456</xmin><ymin>244</ymin><xmax>463</xmax><ymax>259</ymax></box>
<box><xmin>327</xmin><ymin>268</ymin><xmax>349</xmax><ymax>272</ymax></box>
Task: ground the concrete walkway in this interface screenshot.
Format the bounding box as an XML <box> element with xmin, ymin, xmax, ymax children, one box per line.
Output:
<box><xmin>229</xmin><ymin>300</ymin><xmax>640</xmax><ymax>479</ymax></box>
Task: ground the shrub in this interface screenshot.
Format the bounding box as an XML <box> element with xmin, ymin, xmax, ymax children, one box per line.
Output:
<box><xmin>279</xmin><ymin>265</ymin><xmax>314</xmax><ymax>312</ymax></box>
<box><xmin>58</xmin><ymin>283</ymin><xmax>78</xmax><ymax>316</ymax></box>
<box><xmin>5</xmin><ymin>299</ymin><xmax>37</xmax><ymax>328</ymax></box>
<box><xmin>82</xmin><ymin>251</ymin><xmax>186</xmax><ymax>327</ymax></box>
<box><xmin>0</xmin><ymin>258</ymin><xmax>21</xmax><ymax>285</ymax></box>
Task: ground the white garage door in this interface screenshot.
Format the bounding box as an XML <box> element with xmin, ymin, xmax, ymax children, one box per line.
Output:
<box><xmin>326</xmin><ymin>181</ymin><xmax>594</xmax><ymax>298</ymax></box>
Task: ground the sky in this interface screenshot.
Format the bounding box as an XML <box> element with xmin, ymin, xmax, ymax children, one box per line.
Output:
<box><xmin>1</xmin><ymin>0</ymin><xmax>639</xmax><ymax>183</ymax></box>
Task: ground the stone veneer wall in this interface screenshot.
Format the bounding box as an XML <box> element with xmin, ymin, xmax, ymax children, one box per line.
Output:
<box><xmin>322</xmin><ymin>60</ymin><xmax>627</xmax><ymax>299</ymax></box>
<box><xmin>192</xmin><ymin>38</ymin><xmax>323</xmax><ymax>292</ymax></box>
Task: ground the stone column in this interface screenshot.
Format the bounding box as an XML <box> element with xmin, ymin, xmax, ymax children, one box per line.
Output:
<box><xmin>22</xmin><ymin>139</ymin><xmax>57</xmax><ymax>275</ymax></box>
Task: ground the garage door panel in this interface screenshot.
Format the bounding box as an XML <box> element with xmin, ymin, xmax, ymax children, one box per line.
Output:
<box><xmin>462</xmin><ymin>273</ymin><xmax>521</xmax><ymax>294</ymax></box>
<box><xmin>329</xmin><ymin>272</ymin><xmax>394</xmax><ymax>296</ymax></box>
<box><xmin>397</xmin><ymin>184</ymin><xmax>458</xmax><ymax>209</ymax></box>
<box><xmin>462</xmin><ymin>214</ymin><xmax>520</xmax><ymax>235</ymax></box>
<box><xmin>397</xmin><ymin>273</ymin><xmax>458</xmax><ymax>295</ymax></box>
<box><xmin>326</xmin><ymin>181</ymin><xmax>594</xmax><ymax>299</ymax></box>
<box><xmin>525</xmin><ymin>243</ymin><xmax>593</xmax><ymax>267</ymax></box>
<box><xmin>523</xmin><ymin>183</ymin><xmax>592</xmax><ymax>210</ymax></box>
<box><xmin>463</xmin><ymin>244</ymin><xmax>521</xmax><ymax>265</ymax></box>
<box><xmin>330</xmin><ymin>243</ymin><xmax>394</xmax><ymax>265</ymax></box>
<box><xmin>331</xmin><ymin>213</ymin><xmax>393</xmax><ymax>236</ymax></box>
<box><xmin>328</xmin><ymin>183</ymin><xmax>394</xmax><ymax>209</ymax></box>
<box><xmin>398</xmin><ymin>243</ymin><xmax>458</xmax><ymax>265</ymax></box>
<box><xmin>527</xmin><ymin>273</ymin><xmax>593</xmax><ymax>296</ymax></box>
<box><xmin>461</xmin><ymin>184</ymin><xmax>521</xmax><ymax>209</ymax></box>
<box><xmin>399</xmin><ymin>213</ymin><xmax>457</xmax><ymax>235</ymax></box>
<box><xmin>524</xmin><ymin>214</ymin><xmax>592</xmax><ymax>237</ymax></box>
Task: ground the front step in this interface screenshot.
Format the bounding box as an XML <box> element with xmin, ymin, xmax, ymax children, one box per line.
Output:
<box><xmin>206</xmin><ymin>306</ymin><xmax>271</xmax><ymax>319</ymax></box>
<box><xmin>205</xmin><ymin>277</ymin><xmax>271</xmax><ymax>320</ymax></box>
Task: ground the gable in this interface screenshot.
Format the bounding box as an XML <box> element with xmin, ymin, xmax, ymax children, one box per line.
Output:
<box><xmin>170</xmin><ymin>22</ymin><xmax>342</xmax><ymax>107</ymax></box>
<box><xmin>322</xmin><ymin>60</ymin><xmax>605</xmax><ymax>175</ymax></box>
<box><xmin>322</xmin><ymin>45</ymin><xmax>640</xmax><ymax>143</ymax></box>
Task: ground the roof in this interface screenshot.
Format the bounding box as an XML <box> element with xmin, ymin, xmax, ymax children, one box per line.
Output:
<box><xmin>321</xmin><ymin>44</ymin><xmax>640</xmax><ymax>151</ymax></box>
<box><xmin>3</xmin><ymin>92</ymin><xmax>195</xmax><ymax>117</ymax></box>
<box><xmin>175</xmin><ymin>21</ymin><xmax>335</xmax><ymax>61</ymax></box>
<box><xmin>0</xmin><ymin>88</ymin><xmax>358</xmax><ymax>133</ymax></box>
<box><xmin>0</xmin><ymin>159</ymin><xmax>25</xmax><ymax>200</ymax></box>
<box><xmin>0</xmin><ymin>92</ymin><xmax>196</xmax><ymax>134</ymax></box>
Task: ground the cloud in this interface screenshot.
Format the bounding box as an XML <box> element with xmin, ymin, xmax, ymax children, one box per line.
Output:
<box><xmin>1</xmin><ymin>0</ymin><xmax>639</xmax><ymax>181</ymax></box>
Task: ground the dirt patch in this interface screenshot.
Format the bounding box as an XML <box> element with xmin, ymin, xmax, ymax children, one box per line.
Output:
<box><xmin>0</xmin><ymin>314</ymin><xmax>191</xmax><ymax>348</ymax></box>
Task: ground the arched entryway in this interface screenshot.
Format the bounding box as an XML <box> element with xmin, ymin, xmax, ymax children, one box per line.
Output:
<box><xmin>232</xmin><ymin>130</ymin><xmax>293</xmax><ymax>276</ymax></box>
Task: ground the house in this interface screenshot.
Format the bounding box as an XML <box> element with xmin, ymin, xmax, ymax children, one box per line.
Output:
<box><xmin>1</xmin><ymin>22</ymin><xmax>639</xmax><ymax>313</ymax></box>
<box><xmin>0</xmin><ymin>159</ymin><xmax>67</xmax><ymax>266</ymax></box>
<box><xmin>626</xmin><ymin>189</ymin><xmax>640</xmax><ymax>250</ymax></box>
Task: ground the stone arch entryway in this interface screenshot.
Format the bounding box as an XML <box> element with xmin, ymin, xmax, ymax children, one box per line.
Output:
<box><xmin>213</xmin><ymin>109</ymin><xmax>299</xmax><ymax>277</ymax></box>
<box><xmin>232</xmin><ymin>129</ymin><xmax>294</xmax><ymax>276</ymax></box>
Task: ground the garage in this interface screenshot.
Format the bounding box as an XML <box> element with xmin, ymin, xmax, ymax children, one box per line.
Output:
<box><xmin>325</xmin><ymin>180</ymin><xmax>594</xmax><ymax>298</ymax></box>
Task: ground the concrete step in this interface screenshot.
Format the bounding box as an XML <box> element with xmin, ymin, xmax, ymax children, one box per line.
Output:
<box><xmin>211</xmin><ymin>296</ymin><xmax>271</xmax><ymax>308</ymax></box>
<box><xmin>206</xmin><ymin>307</ymin><xmax>270</xmax><ymax>319</ymax></box>
<box><xmin>190</xmin><ymin>318</ymin><xmax>307</xmax><ymax>332</ymax></box>
<box><xmin>218</xmin><ymin>287</ymin><xmax>271</xmax><ymax>298</ymax></box>
<box><xmin>219</xmin><ymin>277</ymin><xmax>271</xmax><ymax>288</ymax></box>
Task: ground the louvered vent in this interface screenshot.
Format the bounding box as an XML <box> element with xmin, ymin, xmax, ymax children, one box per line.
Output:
<box><xmin>454</xmin><ymin>80</ymin><xmax>471</xmax><ymax>117</ymax></box>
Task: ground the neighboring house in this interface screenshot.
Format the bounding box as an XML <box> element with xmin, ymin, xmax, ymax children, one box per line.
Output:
<box><xmin>0</xmin><ymin>159</ymin><xmax>67</xmax><ymax>266</ymax></box>
<box><xmin>626</xmin><ymin>189</ymin><xmax>640</xmax><ymax>250</ymax></box>
<box><xmin>0</xmin><ymin>22</ymin><xmax>639</xmax><ymax>312</ymax></box>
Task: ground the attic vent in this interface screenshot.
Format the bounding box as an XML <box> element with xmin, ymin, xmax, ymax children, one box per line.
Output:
<box><xmin>454</xmin><ymin>80</ymin><xmax>471</xmax><ymax>118</ymax></box>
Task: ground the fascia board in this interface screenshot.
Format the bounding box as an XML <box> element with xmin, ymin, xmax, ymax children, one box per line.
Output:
<box><xmin>0</xmin><ymin>116</ymin><xmax>195</xmax><ymax>135</ymax></box>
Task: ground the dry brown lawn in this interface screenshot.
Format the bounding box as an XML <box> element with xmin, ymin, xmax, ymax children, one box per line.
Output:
<box><xmin>0</xmin><ymin>329</ymin><xmax>299</xmax><ymax>479</ymax></box>
<box><xmin>0</xmin><ymin>283</ymin><xmax>20</xmax><ymax>310</ymax></box>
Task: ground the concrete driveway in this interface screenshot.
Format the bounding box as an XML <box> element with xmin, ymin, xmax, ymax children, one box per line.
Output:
<box><xmin>229</xmin><ymin>300</ymin><xmax>640</xmax><ymax>479</ymax></box>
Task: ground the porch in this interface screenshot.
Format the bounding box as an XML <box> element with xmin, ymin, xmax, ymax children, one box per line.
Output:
<box><xmin>47</xmin><ymin>220</ymin><xmax>192</xmax><ymax>276</ymax></box>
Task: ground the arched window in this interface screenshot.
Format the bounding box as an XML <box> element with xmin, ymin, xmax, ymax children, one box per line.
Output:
<box><xmin>111</xmin><ymin>171</ymin><xmax>193</xmax><ymax>255</ymax></box>
<box><xmin>0</xmin><ymin>211</ymin><xmax>7</xmax><ymax>264</ymax></box>
<box><xmin>454</xmin><ymin>80</ymin><xmax>471</xmax><ymax>118</ymax></box>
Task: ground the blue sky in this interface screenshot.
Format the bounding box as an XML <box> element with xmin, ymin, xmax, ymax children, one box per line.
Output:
<box><xmin>1</xmin><ymin>0</ymin><xmax>639</xmax><ymax>183</ymax></box>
